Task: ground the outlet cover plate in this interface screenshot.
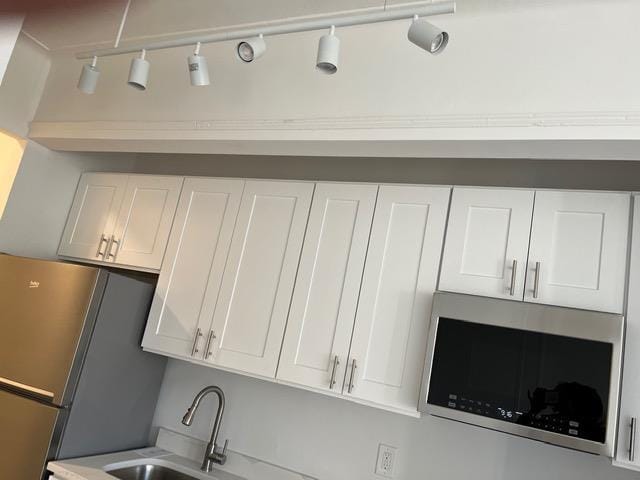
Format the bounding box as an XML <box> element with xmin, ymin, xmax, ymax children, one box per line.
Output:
<box><xmin>375</xmin><ymin>443</ymin><xmax>397</xmax><ymax>478</ymax></box>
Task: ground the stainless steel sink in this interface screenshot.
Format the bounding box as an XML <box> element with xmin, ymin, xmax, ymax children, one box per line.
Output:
<box><xmin>107</xmin><ymin>464</ymin><xmax>200</xmax><ymax>480</ymax></box>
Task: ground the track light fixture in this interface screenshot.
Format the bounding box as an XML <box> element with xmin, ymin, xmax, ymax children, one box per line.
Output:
<box><xmin>237</xmin><ymin>34</ymin><xmax>266</xmax><ymax>63</ymax></box>
<box><xmin>74</xmin><ymin>1</ymin><xmax>456</xmax><ymax>92</ymax></box>
<box><xmin>128</xmin><ymin>49</ymin><xmax>150</xmax><ymax>90</ymax></box>
<box><xmin>316</xmin><ymin>25</ymin><xmax>339</xmax><ymax>75</ymax></box>
<box><xmin>77</xmin><ymin>56</ymin><xmax>100</xmax><ymax>94</ymax></box>
<box><xmin>188</xmin><ymin>42</ymin><xmax>210</xmax><ymax>86</ymax></box>
<box><xmin>407</xmin><ymin>15</ymin><xmax>449</xmax><ymax>54</ymax></box>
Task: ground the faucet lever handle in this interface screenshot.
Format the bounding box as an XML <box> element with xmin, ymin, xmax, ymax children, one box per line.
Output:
<box><xmin>222</xmin><ymin>439</ymin><xmax>229</xmax><ymax>455</ymax></box>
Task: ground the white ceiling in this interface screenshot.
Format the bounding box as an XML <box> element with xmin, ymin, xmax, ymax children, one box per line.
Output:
<box><xmin>21</xmin><ymin>0</ymin><xmax>608</xmax><ymax>52</ymax></box>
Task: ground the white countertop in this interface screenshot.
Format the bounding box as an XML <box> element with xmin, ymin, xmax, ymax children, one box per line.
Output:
<box><xmin>48</xmin><ymin>428</ymin><xmax>316</xmax><ymax>480</ymax></box>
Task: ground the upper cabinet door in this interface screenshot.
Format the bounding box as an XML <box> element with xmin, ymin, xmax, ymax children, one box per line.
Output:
<box><xmin>58</xmin><ymin>173</ymin><xmax>127</xmax><ymax>260</ymax></box>
<box><xmin>207</xmin><ymin>180</ymin><xmax>314</xmax><ymax>378</ymax></box>
<box><xmin>142</xmin><ymin>178</ymin><xmax>244</xmax><ymax>359</ymax></box>
<box><xmin>277</xmin><ymin>183</ymin><xmax>378</xmax><ymax>392</ymax></box>
<box><xmin>109</xmin><ymin>175</ymin><xmax>183</xmax><ymax>270</ymax></box>
<box><xmin>525</xmin><ymin>191</ymin><xmax>630</xmax><ymax>313</ymax></box>
<box><xmin>439</xmin><ymin>187</ymin><xmax>534</xmax><ymax>300</ymax></box>
<box><xmin>345</xmin><ymin>185</ymin><xmax>450</xmax><ymax>414</ymax></box>
<box><xmin>615</xmin><ymin>195</ymin><xmax>640</xmax><ymax>471</ymax></box>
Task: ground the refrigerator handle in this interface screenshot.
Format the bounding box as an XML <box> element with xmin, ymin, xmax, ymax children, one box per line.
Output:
<box><xmin>0</xmin><ymin>376</ymin><xmax>55</xmax><ymax>403</ymax></box>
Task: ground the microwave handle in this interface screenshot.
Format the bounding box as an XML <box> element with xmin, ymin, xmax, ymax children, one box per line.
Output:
<box><xmin>630</xmin><ymin>417</ymin><xmax>637</xmax><ymax>462</ymax></box>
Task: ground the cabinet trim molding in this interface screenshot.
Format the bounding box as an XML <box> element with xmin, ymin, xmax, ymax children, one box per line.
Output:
<box><xmin>29</xmin><ymin>113</ymin><xmax>640</xmax><ymax>160</ymax></box>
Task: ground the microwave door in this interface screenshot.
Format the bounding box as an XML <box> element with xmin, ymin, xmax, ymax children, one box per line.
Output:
<box><xmin>0</xmin><ymin>388</ymin><xmax>62</xmax><ymax>480</ymax></box>
<box><xmin>0</xmin><ymin>256</ymin><xmax>102</xmax><ymax>406</ymax></box>
<box><xmin>428</xmin><ymin>317</ymin><xmax>611</xmax><ymax>441</ymax></box>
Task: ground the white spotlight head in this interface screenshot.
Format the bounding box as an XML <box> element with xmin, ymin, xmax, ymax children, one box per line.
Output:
<box><xmin>188</xmin><ymin>42</ymin><xmax>210</xmax><ymax>86</ymax></box>
<box><xmin>316</xmin><ymin>25</ymin><xmax>339</xmax><ymax>74</ymax></box>
<box><xmin>78</xmin><ymin>56</ymin><xmax>100</xmax><ymax>94</ymax></box>
<box><xmin>237</xmin><ymin>34</ymin><xmax>266</xmax><ymax>63</ymax></box>
<box><xmin>407</xmin><ymin>16</ymin><xmax>449</xmax><ymax>54</ymax></box>
<box><xmin>128</xmin><ymin>49</ymin><xmax>150</xmax><ymax>90</ymax></box>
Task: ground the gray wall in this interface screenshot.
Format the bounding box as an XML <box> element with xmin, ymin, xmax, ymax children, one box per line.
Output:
<box><xmin>3</xmin><ymin>150</ymin><xmax>640</xmax><ymax>480</ymax></box>
<box><xmin>5</xmin><ymin>13</ymin><xmax>639</xmax><ymax>479</ymax></box>
<box><xmin>130</xmin><ymin>154</ymin><xmax>640</xmax><ymax>191</ymax></box>
<box><xmin>153</xmin><ymin>360</ymin><xmax>638</xmax><ymax>480</ymax></box>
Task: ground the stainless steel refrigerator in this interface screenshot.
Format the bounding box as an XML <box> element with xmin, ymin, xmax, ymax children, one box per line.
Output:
<box><xmin>0</xmin><ymin>255</ymin><xmax>167</xmax><ymax>479</ymax></box>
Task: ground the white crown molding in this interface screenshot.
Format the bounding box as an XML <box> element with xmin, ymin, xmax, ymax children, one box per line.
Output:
<box><xmin>28</xmin><ymin>110</ymin><xmax>640</xmax><ymax>159</ymax></box>
<box><xmin>30</xmin><ymin>110</ymin><xmax>640</xmax><ymax>133</ymax></box>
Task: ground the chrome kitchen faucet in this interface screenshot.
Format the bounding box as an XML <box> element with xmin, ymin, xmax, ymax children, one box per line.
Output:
<box><xmin>181</xmin><ymin>385</ymin><xmax>228</xmax><ymax>471</ymax></box>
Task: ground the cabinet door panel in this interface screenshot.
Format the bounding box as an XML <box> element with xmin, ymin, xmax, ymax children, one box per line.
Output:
<box><xmin>277</xmin><ymin>183</ymin><xmax>377</xmax><ymax>391</ymax></box>
<box><xmin>142</xmin><ymin>178</ymin><xmax>244</xmax><ymax>358</ymax></box>
<box><xmin>58</xmin><ymin>173</ymin><xmax>126</xmax><ymax>260</ymax></box>
<box><xmin>111</xmin><ymin>175</ymin><xmax>183</xmax><ymax>270</ymax></box>
<box><xmin>525</xmin><ymin>191</ymin><xmax>630</xmax><ymax>313</ymax></box>
<box><xmin>439</xmin><ymin>187</ymin><xmax>534</xmax><ymax>300</ymax></box>
<box><xmin>615</xmin><ymin>195</ymin><xmax>640</xmax><ymax>470</ymax></box>
<box><xmin>345</xmin><ymin>185</ymin><xmax>450</xmax><ymax>413</ymax></box>
<box><xmin>208</xmin><ymin>181</ymin><xmax>313</xmax><ymax>378</ymax></box>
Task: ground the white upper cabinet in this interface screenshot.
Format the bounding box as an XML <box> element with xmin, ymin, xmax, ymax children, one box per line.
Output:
<box><xmin>525</xmin><ymin>191</ymin><xmax>630</xmax><ymax>313</ymax></box>
<box><xmin>206</xmin><ymin>180</ymin><xmax>314</xmax><ymax>378</ymax></box>
<box><xmin>142</xmin><ymin>178</ymin><xmax>244</xmax><ymax>359</ymax></box>
<box><xmin>110</xmin><ymin>175</ymin><xmax>183</xmax><ymax>270</ymax></box>
<box><xmin>615</xmin><ymin>195</ymin><xmax>640</xmax><ymax>472</ymax></box>
<box><xmin>135</xmin><ymin>174</ymin><xmax>632</xmax><ymax>416</ymax></box>
<box><xmin>58</xmin><ymin>173</ymin><xmax>127</xmax><ymax>261</ymax></box>
<box><xmin>59</xmin><ymin>173</ymin><xmax>182</xmax><ymax>271</ymax></box>
<box><xmin>440</xmin><ymin>187</ymin><xmax>630</xmax><ymax>313</ymax></box>
<box><xmin>277</xmin><ymin>183</ymin><xmax>378</xmax><ymax>392</ymax></box>
<box><xmin>344</xmin><ymin>185</ymin><xmax>450</xmax><ymax>414</ymax></box>
<box><xmin>439</xmin><ymin>187</ymin><xmax>534</xmax><ymax>300</ymax></box>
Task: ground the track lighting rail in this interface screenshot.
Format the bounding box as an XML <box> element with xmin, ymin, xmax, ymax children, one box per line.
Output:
<box><xmin>76</xmin><ymin>0</ymin><xmax>455</xmax><ymax>60</ymax></box>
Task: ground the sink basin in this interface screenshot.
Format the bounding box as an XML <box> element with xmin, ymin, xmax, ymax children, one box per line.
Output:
<box><xmin>107</xmin><ymin>464</ymin><xmax>200</xmax><ymax>480</ymax></box>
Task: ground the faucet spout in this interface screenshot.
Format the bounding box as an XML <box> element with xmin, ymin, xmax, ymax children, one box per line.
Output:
<box><xmin>181</xmin><ymin>385</ymin><xmax>228</xmax><ymax>471</ymax></box>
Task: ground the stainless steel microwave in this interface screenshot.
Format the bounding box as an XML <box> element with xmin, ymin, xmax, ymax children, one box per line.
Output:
<box><xmin>419</xmin><ymin>292</ymin><xmax>624</xmax><ymax>456</ymax></box>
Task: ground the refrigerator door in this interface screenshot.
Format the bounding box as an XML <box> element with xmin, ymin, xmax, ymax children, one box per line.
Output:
<box><xmin>0</xmin><ymin>388</ymin><xmax>61</xmax><ymax>480</ymax></box>
<box><xmin>0</xmin><ymin>255</ymin><xmax>104</xmax><ymax>406</ymax></box>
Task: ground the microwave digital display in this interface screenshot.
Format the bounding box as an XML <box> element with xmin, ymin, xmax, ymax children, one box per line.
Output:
<box><xmin>427</xmin><ymin>317</ymin><xmax>613</xmax><ymax>443</ymax></box>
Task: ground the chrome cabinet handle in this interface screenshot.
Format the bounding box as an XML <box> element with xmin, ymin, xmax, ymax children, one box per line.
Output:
<box><xmin>630</xmin><ymin>417</ymin><xmax>637</xmax><ymax>462</ymax></box>
<box><xmin>95</xmin><ymin>234</ymin><xmax>108</xmax><ymax>258</ymax></box>
<box><xmin>329</xmin><ymin>355</ymin><xmax>340</xmax><ymax>389</ymax></box>
<box><xmin>204</xmin><ymin>330</ymin><xmax>216</xmax><ymax>360</ymax></box>
<box><xmin>509</xmin><ymin>259</ymin><xmax>517</xmax><ymax>296</ymax></box>
<box><xmin>107</xmin><ymin>235</ymin><xmax>120</xmax><ymax>260</ymax></box>
<box><xmin>347</xmin><ymin>359</ymin><xmax>357</xmax><ymax>394</ymax></box>
<box><xmin>191</xmin><ymin>328</ymin><xmax>203</xmax><ymax>356</ymax></box>
<box><xmin>533</xmin><ymin>261</ymin><xmax>541</xmax><ymax>299</ymax></box>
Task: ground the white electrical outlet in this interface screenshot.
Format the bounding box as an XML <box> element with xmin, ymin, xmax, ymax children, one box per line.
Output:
<box><xmin>375</xmin><ymin>443</ymin><xmax>397</xmax><ymax>478</ymax></box>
